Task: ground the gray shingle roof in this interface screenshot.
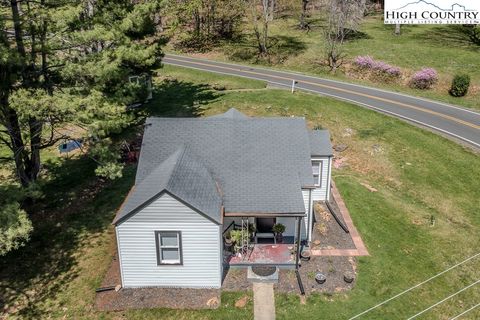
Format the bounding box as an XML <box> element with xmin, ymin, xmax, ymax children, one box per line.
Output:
<box><xmin>114</xmin><ymin>108</ymin><xmax>333</xmax><ymax>224</ymax></box>
<box><xmin>208</xmin><ymin>107</ymin><xmax>248</xmax><ymax>119</ymax></box>
<box><xmin>113</xmin><ymin>146</ymin><xmax>222</xmax><ymax>224</ymax></box>
<box><xmin>309</xmin><ymin>130</ymin><xmax>333</xmax><ymax>157</ymax></box>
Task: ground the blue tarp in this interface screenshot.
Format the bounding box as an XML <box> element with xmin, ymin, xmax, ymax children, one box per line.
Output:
<box><xmin>58</xmin><ymin>140</ymin><xmax>82</xmax><ymax>153</ymax></box>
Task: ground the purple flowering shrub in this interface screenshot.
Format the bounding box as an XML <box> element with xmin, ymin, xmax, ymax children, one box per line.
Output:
<box><xmin>354</xmin><ymin>56</ymin><xmax>401</xmax><ymax>78</ymax></box>
<box><xmin>354</xmin><ymin>55</ymin><xmax>375</xmax><ymax>69</ymax></box>
<box><xmin>410</xmin><ymin>68</ymin><xmax>438</xmax><ymax>89</ymax></box>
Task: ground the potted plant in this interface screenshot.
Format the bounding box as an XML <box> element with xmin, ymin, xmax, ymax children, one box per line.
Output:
<box><xmin>248</xmin><ymin>223</ymin><xmax>256</xmax><ymax>241</ymax></box>
<box><xmin>230</xmin><ymin>230</ymin><xmax>243</xmax><ymax>253</ymax></box>
<box><xmin>272</xmin><ymin>223</ymin><xmax>286</xmax><ymax>243</ymax></box>
<box><xmin>300</xmin><ymin>250</ymin><xmax>311</xmax><ymax>261</ymax></box>
<box><xmin>224</xmin><ymin>231</ymin><xmax>233</xmax><ymax>252</ymax></box>
<box><xmin>315</xmin><ymin>273</ymin><xmax>326</xmax><ymax>284</ymax></box>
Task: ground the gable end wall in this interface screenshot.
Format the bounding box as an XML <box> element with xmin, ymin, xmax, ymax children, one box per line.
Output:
<box><xmin>116</xmin><ymin>193</ymin><xmax>222</xmax><ymax>288</ymax></box>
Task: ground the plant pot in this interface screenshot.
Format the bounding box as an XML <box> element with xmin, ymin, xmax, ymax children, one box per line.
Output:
<box><xmin>300</xmin><ymin>250</ymin><xmax>311</xmax><ymax>261</ymax></box>
<box><xmin>275</xmin><ymin>233</ymin><xmax>283</xmax><ymax>243</ymax></box>
<box><xmin>344</xmin><ymin>272</ymin><xmax>355</xmax><ymax>283</ymax></box>
<box><xmin>315</xmin><ymin>273</ymin><xmax>326</xmax><ymax>284</ymax></box>
<box><xmin>224</xmin><ymin>240</ymin><xmax>233</xmax><ymax>251</ymax></box>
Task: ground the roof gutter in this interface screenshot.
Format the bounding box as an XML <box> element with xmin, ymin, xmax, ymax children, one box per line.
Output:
<box><xmin>224</xmin><ymin>212</ymin><xmax>306</xmax><ymax>217</ymax></box>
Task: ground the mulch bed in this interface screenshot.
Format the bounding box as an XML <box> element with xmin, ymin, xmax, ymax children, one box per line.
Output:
<box><xmin>95</xmin><ymin>255</ymin><xmax>221</xmax><ymax>311</ymax></box>
<box><xmin>283</xmin><ymin>256</ymin><xmax>357</xmax><ymax>295</ymax></box>
<box><xmin>222</xmin><ymin>256</ymin><xmax>356</xmax><ymax>296</ymax></box>
<box><xmin>311</xmin><ymin>200</ymin><xmax>356</xmax><ymax>250</ymax></box>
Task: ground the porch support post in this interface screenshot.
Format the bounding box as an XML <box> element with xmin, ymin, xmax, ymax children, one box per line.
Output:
<box><xmin>295</xmin><ymin>216</ymin><xmax>302</xmax><ymax>269</ymax></box>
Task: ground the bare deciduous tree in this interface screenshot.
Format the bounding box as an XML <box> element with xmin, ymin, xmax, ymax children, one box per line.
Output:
<box><xmin>249</xmin><ymin>0</ymin><xmax>275</xmax><ymax>55</ymax></box>
<box><xmin>324</xmin><ymin>0</ymin><xmax>365</xmax><ymax>72</ymax></box>
<box><xmin>299</xmin><ymin>0</ymin><xmax>309</xmax><ymax>30</ymax></box>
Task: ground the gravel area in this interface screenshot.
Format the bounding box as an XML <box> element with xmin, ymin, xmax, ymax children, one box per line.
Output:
<box><xmin>95</xmin><ymin>255</ymin><xmax>220</xmax><ymax>311</ymax></box>
<box><xmin>222</xmin><ymin>256</ymin><xmax>356</xmax><ymax>295</ymax></box>
<box><xmin>222</xmin><ymin>267</ymin><xmax>251</xmax><ymax>291</ymax></box>
<box><xmin>311</xmin><ymin>201</ymin><xmax>356</xmax><ymax>250</ymax></box>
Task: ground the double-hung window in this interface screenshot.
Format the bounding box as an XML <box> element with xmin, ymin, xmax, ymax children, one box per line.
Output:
<box><xmin>312</xmin><ymin>161</ymin><xmax>322</xmax><ymax>187</ymax></box>
<box><xmin>155</xmin><ymin>231</ymin><xmax>182</xmax><ymax>265</ymax></box>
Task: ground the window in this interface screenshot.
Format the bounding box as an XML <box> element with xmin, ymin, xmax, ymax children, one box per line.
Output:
<box><xmin>155</xmin><ymin>231</ymin><xmax>182</xmax><ymax>265</ymax></box>
<box><xmin>312</xmin><ymin>161</ymin><xmax>322</xmax><ymax>187</ymax></box>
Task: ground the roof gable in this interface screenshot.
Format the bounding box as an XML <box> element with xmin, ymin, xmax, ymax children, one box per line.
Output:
<box><xmin>309</xmin><ymin>130</ymin><xmax>333</xmax><ymax>157</ymax></box>
<box><xmin>113</xmin><ymin>146</ymin><xmax>222</xmax><ymax>225</ymax></box>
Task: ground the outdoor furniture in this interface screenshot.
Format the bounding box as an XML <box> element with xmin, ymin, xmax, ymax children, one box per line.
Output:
<box><xmin>255</xmin><ymin>232</ymin><xmax>276</xmax><ymax>244</ymax></box>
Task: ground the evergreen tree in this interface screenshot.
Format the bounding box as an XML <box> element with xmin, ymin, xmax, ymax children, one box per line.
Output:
<box><xmin>0</xmin><ymin>0</ymin><xmax>163</xmax><ymax>255</ymax></box>
<box><xmin>0</xmin><ymin>0</ymin><xmax>163</xmax><ymax>188</ymax></box>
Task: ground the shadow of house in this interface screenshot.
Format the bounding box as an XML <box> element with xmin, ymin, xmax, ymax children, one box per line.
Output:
<box><xmin>0</xmin><ymin>156</ymin><xmax>135</xmax><ymax>318</ymax></box>
<box><xmin>146</xmin><ymin>79</ymin><xmax>219</xmax><ymax>117</ymax></box>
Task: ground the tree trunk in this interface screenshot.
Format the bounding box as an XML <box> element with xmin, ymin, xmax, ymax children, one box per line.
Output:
<box><xmin>262</xmin><ymin>18</ymin><xmax>268</xmax><ymax>54</ymax></box>
<box><xmin>194</xmin><ymin>9</ymin><xmax>201</xmax><ymax>36</ymax></box>
<box><xmin>10</xmin><ymin>0</ymin><xmax>26</xmax><ymax>57</ymax></box>
<box><xmin>300</xmin><ymin>0</ymin><xmax>309</xmax><ymax>29</ymax></box>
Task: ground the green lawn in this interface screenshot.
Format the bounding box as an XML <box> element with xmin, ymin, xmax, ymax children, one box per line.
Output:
<box><xmin>167</xmin><ymin>14</ymin><xmax>480</xmax><ymax>110</ymax></box>
<box><xmin>0</xmin><ymin>65</ymin><xmax>479</xmax><ymax>319</ymax></box>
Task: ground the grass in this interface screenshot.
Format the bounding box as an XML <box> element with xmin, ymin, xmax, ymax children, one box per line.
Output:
<box><xmin>166</xmin><ymin>13</ymin><xmax>480</xmax><ymax>110</ymax></box>
<box><xmin>1</xmin><ymin>65</ymin><xmax>479</xmax><ymax>319</ymax></box>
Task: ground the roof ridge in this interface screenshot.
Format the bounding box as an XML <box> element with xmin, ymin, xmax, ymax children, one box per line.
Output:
<box><xmin>165</xmin><ymin>145</ymin><xmax>187</xmax><ymax>190</ymax></box>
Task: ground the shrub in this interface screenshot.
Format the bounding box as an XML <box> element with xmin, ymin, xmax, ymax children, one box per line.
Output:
<box><xmin>354</xmin><ymin>56</ymin><xmax>401</xmax><ymax>78</ymax></box>
<box><xmin>410</xmin><ymin>68</ymin><xmax>438</xmax><ymax>89</ymax></box>
<box><xmin>449</xmin><ymin>74</ymin><xmax>470</xmax><ymax>97</ymax></box>
<box><xmin>354</xmin><ymin>55</ymin><xmax>375</xmax><ymax>68</ymax></box>
<box><xmin>372</xmin><ymin>61</ymin><xmax>401</xmax><ymax>77</ymax></box>
<box><xmin>272</xmin><ymin>223</ymin><xmax>286</xmax><ymax>234</ymax></box>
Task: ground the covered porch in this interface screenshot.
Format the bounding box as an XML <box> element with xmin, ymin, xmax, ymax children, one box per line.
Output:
<box><xmin>222</xmin><ymin>214</ymin><xmax>305</xmax><ymax>267</ymax></box>
<box><xmin>226</xmin><ymin>243</ymin><xmax>295</xmax><ymax>266</ymax></box>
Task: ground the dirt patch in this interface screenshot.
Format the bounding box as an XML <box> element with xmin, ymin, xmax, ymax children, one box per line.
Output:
<box><xmin>311</xmin><ymin>201</ymin><xmax>356</xmax><ymax>250</ymax></box>
<box><xmin>235</xmin><ymin>295</ymin><xmax>250</xmax><ymax>308</ymax></box>
<box><xmin>95</xmin><ymin>255</ymin><xmax>220</xmax><ymax>311</ymax></box>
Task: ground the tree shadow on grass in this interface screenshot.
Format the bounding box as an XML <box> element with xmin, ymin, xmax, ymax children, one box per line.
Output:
<box><xmin>146</xmin><ymin>79</ymin><xmax>219</xmax><ymax>117</ymax></box>
<box><xmin>226</xmin><ymin>34</ymin><xmax>307</xmax><ymax>64</ymax></box>
<box><xmin>0</xmin><ymin>156</ymin><xmax>135</xmax><ymax>318</ymax></box>
<box><xmin>417</xmin><ymin>25</ymin><xmax>479</xmax><ymax>51</ymax></box>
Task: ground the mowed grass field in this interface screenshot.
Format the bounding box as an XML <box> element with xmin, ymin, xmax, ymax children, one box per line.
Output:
<box><xmin>0</xmin><ymin>65</ymin><xmax>479</xmax><ymax>319</ymax></box>
<box><xmin>167</xmin><ymin>14</ymin><xmax>480</xmax><ymax>110</ymax></box>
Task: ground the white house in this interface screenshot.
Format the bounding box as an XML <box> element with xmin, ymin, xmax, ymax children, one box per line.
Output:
<box><xmin>113</xmin><ymin>108</ymin><xmax>333</xmax><ymax>289</ymax></box>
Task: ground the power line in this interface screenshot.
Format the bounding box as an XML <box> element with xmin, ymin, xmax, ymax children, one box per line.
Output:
<box><xmin>449</xmin><ymin>302</ymin><xmax>480</xmax><ymax>320</ymax></box>
<box><xmin>348</xmin><ymin>252</ymin><xmax>480</xmax><ymax>320</ymax></box>
<box><xmin>407</xmin><ymin>279</ymin><xmax>480</xmax><ymax>320</ymax></box>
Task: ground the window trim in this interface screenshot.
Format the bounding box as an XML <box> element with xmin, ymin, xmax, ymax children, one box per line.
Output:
<box><xmin>312</xmin><ymin>160</ymin><xmax>322</xmax><ymax>187</ymax></box>
<box><xmin>154</xmin><ymin>231</ymin><xmax>183</xmax><ymax>266</ymax></box>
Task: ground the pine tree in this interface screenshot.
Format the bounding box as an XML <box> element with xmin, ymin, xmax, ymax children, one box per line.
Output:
<box><xmin>0</xmin><ymin>0</ymin><xmax>163</xmax><ymax>188</ymax></box>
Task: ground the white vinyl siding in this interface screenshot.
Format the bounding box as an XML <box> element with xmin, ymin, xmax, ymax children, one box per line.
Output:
<box><xmin>116</xmin><ymin>193</ymin><xmax>222</xmax><ymax>288</ymax></box>
<box><xmin>302</xmin><ymin>189</ymin><xmax>312</xmax><ymax>241</ymax></box>
<box><xmin>311</xmin><ymin>157</ymin><xmax>332</xmax><ymax>201</ymax></box>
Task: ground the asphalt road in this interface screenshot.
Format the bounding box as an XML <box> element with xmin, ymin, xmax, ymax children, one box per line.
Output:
<box><xmin>163</xmin><ymin>54</ymin><xmax>480</xmax><ymax>150</ymax></box>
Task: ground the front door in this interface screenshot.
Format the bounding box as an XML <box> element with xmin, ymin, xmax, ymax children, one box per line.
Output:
<box><xmin>256</xmin><ymin>218</ymin><xmax>276</xmax><ymax>233</ymax></box>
